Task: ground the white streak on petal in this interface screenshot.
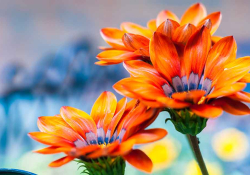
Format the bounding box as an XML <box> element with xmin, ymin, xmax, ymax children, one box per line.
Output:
<box><xmin>86</xmin><ymin>132</ymin><xmax>97</xmax><ymax>145</ymax></box>
<box><xmin>172</xmin><ymin>76</ymin><xmax>184</xmax><ymax>92</ymax></box>
<box><xmin>162</xmin><ymin>84</ymin><xmax>173</xmax><ymax>97</ymax></box>
<box><xmin>188</xmin><ymin>72</ymin><xmax>199</xmax><ymax>90</ymax></box>
<box><xmin>74</xmin><ymin>139</ymin><xmax>87</xmax><ymax>148</ymax></box>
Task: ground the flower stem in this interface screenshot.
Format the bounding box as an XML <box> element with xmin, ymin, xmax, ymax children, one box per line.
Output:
<box><xmin>186</xmin><ymin>134</ymin><xmax>209</xmax><ymax>175</ymax></box>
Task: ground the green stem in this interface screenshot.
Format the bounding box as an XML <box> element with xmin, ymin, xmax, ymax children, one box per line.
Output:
<box><xmin>186</xmin><ymin>134</ymin><xmax>209</xmax><ymax>175</ymax></box>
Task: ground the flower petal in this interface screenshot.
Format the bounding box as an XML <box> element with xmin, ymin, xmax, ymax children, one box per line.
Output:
<box><xmin>49</xmin><ymin>156</ymin><xmax>74</xmax><ymax>167</ymax></box>
<box><xmin>128</xmin><ymin>128</ymin><xmax>167</xmax><ymax>144</ymax></box>
<box><xmin>198</xmin><ymin>12</ymin><xmax>222</xmax><ymax>34</ymax></box>
<box><xmin>60</xmin><ymin>106</ymin><xmax>97</xmax><ymax>141</ymax></box>
<box><xmin>184</xmin><ymin>26</ymin><xmax>211</xmax><ymax>80</ymax></box>
<box><xmin>150</xmin><ymin>32</ymin><xmax>181</xmax><ymax>84</ymax></box>
<box><xmin>156</xmin><ymin>96</ymin><xmax>190</xmax><ymax>109</ymax></box>
<box><xmin>204</xmin><ymin>36</ymin><xmax>236</xmax><ymax>82</ymax></box>
<box><xmin>207</xmin><ymin>83</ymin><xmax>246</xmax><ymax>99</ymax></box>
<box><xmin>123</xmin><ymin>149</ymin><xmax>153</xmax><ymax>173</ymax></box>
<box><xmin>147</xmin><ymin>19</ymin><xmax>157</xmax><ymax>31</ymax></box>
<box><xmin>211</xmin><ymin>97</ymin><xmax>250</xmax><ymax>115</ymax></box>
<box><xmin>239</xmin><ymin>73</ymin><xmax>250</xmax><ymax>83</ymax></box>
<box><xmin>172</xmin><ymin>23</ymin><xmax>197</xmax><ymax>45</ymax></box>
<box><xmin>37</xmin><ymin>116</ymin><xmax>83</xmax><ymax>142</ymax></box>
<box><xmin>95</xmin><ymin>60</ymin><xmax>119</xmax><ymax>66</ymax></box>
<box><xmin>34</xmin><ymin>146</ymin><xmax>72</xmax><ymax>154</ymax></box>
<box><xmin>180</xmin><ymin>3</ymin><xmax>207</xmax><ymax>26</ymax></box>
<box><xmin>156</xmin><ymin>19</ymin><xmax>180</xmax><ymax>39</ymax></box>
<box><xmin>28</xmin><ymin>132</ymin><xmax>74</xmax><ymax>147</ymax></box>
<box><xmin>100</xmin><ymin>28</ymin><xmax>126</xmax><ymax>49</ymax></box>
<box><xmin>120</xmin><ymin>22</ymin><xmax>153</xmax><ymax>38</ymax></box>
<box><xmin>172</xmin><ymin>90</ymin><xmax>206</xmax><ymax>104</ymax></box>
<box><xmin>111</xmin><ymin>139</ymin><xmax>136</xmax><ymax>156</ymax></box>
<box><xmin>96</xmin><ymin>50</ymin><xmax>141</xmax><ymax>63</ymax></box>
<box><xmin>124</xmin><ymin>60</ymin><xmax>169</xmax><ymax>86</ymax></box>
<box><xmin>229</xmin><ymin>91</ymin><xmax>250</xmax><ymax>103</ymax></box>
<box><xmin>190</xmin><ymin>104</ymin><xmax>223</xmax><ymax>118</ymax></box>
<box><xmin>122</xmin><ymin>33</ymin><xmax>149</xmax><ymax>51</ymax></box>
<box><xmin>90</xmin><ymin>91</ymin><xmax>117</xmax><ymax>133</ymax></box>
<box><xmin>156</xmin><ymin>10</ymin><xmax>180</xmax><ymax>27</ymax></box>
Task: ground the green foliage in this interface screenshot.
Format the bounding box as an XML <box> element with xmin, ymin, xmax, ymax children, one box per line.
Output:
<box><xmin>165</xmin><ymin>108</ymin><xmax>208</xmax><ymax>136</ymax></box>
<box><xmin>75</xmin><ymin>156</ymin><xmax>126</xmax><ymax>175</ymax></box>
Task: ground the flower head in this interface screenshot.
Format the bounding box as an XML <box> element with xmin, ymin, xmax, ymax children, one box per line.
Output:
<box><xmin>113</xmin><ymin>25</ymin><xmax>250</xmax><ymax>134</ymax></box>
<box><xmin>96</xmin><ymin>3</ymin><xmax>222</xmax><ymax>65</ymax></box>
<box><xmin>28</xmin><ymin>91</ymin><xmax>166</xmax><ymax>173</ymax></box>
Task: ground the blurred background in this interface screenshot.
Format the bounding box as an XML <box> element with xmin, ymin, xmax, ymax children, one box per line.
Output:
<box><xmin>0</xmin><ymin>0</ymin><xmax>250</xmax><ymax>174</ymax></box>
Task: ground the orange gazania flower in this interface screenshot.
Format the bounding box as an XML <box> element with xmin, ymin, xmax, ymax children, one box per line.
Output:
<box><xmin>96</xmin><ymin>3</ymin><xmax>221</xmax><ymax>66</ymax></box>
<box><xmin>28</xmin><ymin>91</ymin><xmax>166</xmax><ymax>173</ymax></box>
<box><xmin>114</xmin><ymin>26</ymin><xmax>250</xmax><ymax>118</ymax></box>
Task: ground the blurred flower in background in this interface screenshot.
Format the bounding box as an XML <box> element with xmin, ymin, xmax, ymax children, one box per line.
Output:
<box><xmin>185</xmin><ymin>160</ymin><xmax>223</xmax><ymax>175</ymax></box>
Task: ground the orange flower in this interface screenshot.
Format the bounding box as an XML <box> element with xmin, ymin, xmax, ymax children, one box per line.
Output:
<box><xmin>114</xmin><ymin>26</ymin><xmax>250</xmax><ymax>119</ymax></box>
<box><xmin>28</xmin><ymin>91</ymin><xmax>166</xmax><ymax>173</ymax></box>
<box><xmin>96</xmin><ymin>3</ymin><xmax>222</xmax><ymax>65</ymax></box>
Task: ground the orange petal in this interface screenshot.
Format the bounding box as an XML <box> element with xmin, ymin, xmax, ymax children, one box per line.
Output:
<box><xmin>60</xmin><ymin>106</ymin><xmax>97</xmax><ymax>140</ymax></box>
<box><xmin>180</xmin><ymin>3</ymin><xmax>207</xmax><ymax>26</ymax></box>
<box><xmin>37</xmin><ymin>116</ymin><xmax>82</xmax><ymax>142</ymax></box>
<box><xmin>147</xmin><ymin>19</ymin><xmax>157</xmax><ymax>31</ymax></box>
<box><xmin>111</xmin><ymin>139</ymin><xmax>135</xmax><ymax>156</ymax></box>
<box><xmin>211</xmin><ymin>36</ymin><xmax>222</xmax><ymax>44</ymax></box>
<box><xmin>122</xmin><ymin>33</ymin><xmax>149</xmax><ymax>51</ymax></box>
<box><xmin>211</xmin><ymin>97</ymin><xmax>250</xmax><ymax>115</ymax></box>
<box><xmin>150</xmin><ymin>32</ymin><xmax>181</xmax><ymax>83</ymax></box>
<box><xmin>198</xmin><ymin>12</ymin><xmax>222</xmax><ymax>34</ymax></box>
<box><xmin>213</xmin><ymin>56</ymin><xmax>250</xmax><ymax>89</ymax></box>
<box><xmin>96</xmin><ymin>50</ymin><xmax>141</xmax><ymax>63</ymax></box>
<box><xmin>72</xmin><ymin>144</ymin><xmax>100</xmax><ymax>158</ymax></box>
<box><xmin>156</xmin><ymin>19</ymin><xmax>180</xmax><ymax>39</ymax></box>
<box><xmin>184</xmin><ymin>26</ymin><xmax>211</xmax><ymax>79</ymax></box>
<box><xmin>35</xmin><ymin>146</ymin><xmax>72</xmax><ymax>154</ymax></box>
<box><xmin>124</xmin><ymin>60</ymin><xmax>169</xmax><ymax>86</ymax></box>
<box><xmin>90</xmin><ymin>91</ymin><xmax>117</xmax><ymax>133</ymax></box>
<box><xmin>128</xmin><ymin>128</ymin><xmax>167</xmax><ymax>144</ymax></box>
<box><xmin>100</xmin><ymin>28</ymin><xmax>126</xmax><ymax>50</ymax></box>
<box><xmin>95</xmin><ymin>60</ymin><xmax>119</xmax><ymax>66</ymax></box>
<box><xmin>190</xmin><ymin>104</ymin><xmax>223</xmax><ymax>118</ymax></box>
<box><xmin>108</xmin><ymin>97</ymin><xmax>127</xmax><ymax>138</ymax></box>
<box><xmin>172</xmin><ymin>23</ymin><xmax>197</xmax><ymax>45</ymax></box>
<box><xmin>229</xmin><ymin>91</ymin><xmax>250</xmax><ymax>103</ymax></box>
<box><xmin>120</xmin><ymin>22</ymin><xmax>153</xmax><ymax>38</ymax></box>
<box><xmin>123</xmin><ymin>149</ymin><xmax>153</xmax><ymax>173</ymax></box>
<box><xmin>172</xmin><ymin>90</ymin><xmax>206</xmax><ymax>104</ymax></box>
<box><xmin>156</xmin><ymin>10</ymin><xmax>180</xmax><ymax>27</ymax></box>
<box><xmin>28</xmin><ymin>132</ymin><xmax>74</xmax><ymax>147</ymax></box>
<box><xmin>204</xmin><ymin>36</ymin><xmax>237</xmax><ymax>81</ymax></box>
<box><xmin>49</xmin><ymin>156</ymin><xmax>74</xmax><ymax>167</ymax></box>
<box><xmin>156</xmin><ymin>96</ymin><xmax>190</xmax><ymax>109</ymax></box>
<box><xmin>207</xmin><ymin>83</ymin><xmax>246</xmax><ymax>99</ymax></box>
<box><xmin>239</xmin><ymin>73</ymin><xmax>250</xmax><ymax>83</ymax></box>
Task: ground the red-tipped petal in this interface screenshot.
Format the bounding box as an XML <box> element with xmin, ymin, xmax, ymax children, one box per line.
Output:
<box><xmin>229</xmin><ymin>91</ymin><xmax>250</xmax><ymax>103</ymax></box>
<box><xmin>190</xmin><ymin>104</ymin><xmax>223</xmax><ymax>118</ymax></box>
<box><xmin>172</xmin><ymin>90</ymin><xmax>206</xmax><ymax>104</ymax></box>
<box><xmin>35</xmin><ymin>146</ymin><xmax>72</xmax><ymax>154</ymax></box>
<box><xmin>123</xmin><ymin>149</ymin><xmax>153</xmax><ymax>173</ymax></box>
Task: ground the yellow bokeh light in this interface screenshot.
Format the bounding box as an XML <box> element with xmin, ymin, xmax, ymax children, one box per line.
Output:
<box><xmin>140</xmin><ymin>137</ymin><xmax>181</xmax><ymax>172</ymax></box>
<box><xmin>185</xmin><ymin>160</ymin><xmax>223</xmax><ymax>175</ymax></box>
<box><xmin>212</xmin><ymin>128</ymin><xmax>249</xmax><ymax>161</ymax></box>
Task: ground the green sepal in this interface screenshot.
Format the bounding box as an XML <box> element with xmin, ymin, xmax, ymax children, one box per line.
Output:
<box><xmin>165</xmin><ymin>108</ymin><xmax>208</xmax><ymax>136</ymax></box>
<box><xmin>76</xmin><ymin>156</ymin><xmax>126</xmax><ymax>175</ymax></box>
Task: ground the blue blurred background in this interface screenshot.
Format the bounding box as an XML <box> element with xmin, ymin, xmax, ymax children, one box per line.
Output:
<box><xmin>0</xmin><ymin>0</ymin><xmax>250</xmax><ymax>174</ymax></box>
